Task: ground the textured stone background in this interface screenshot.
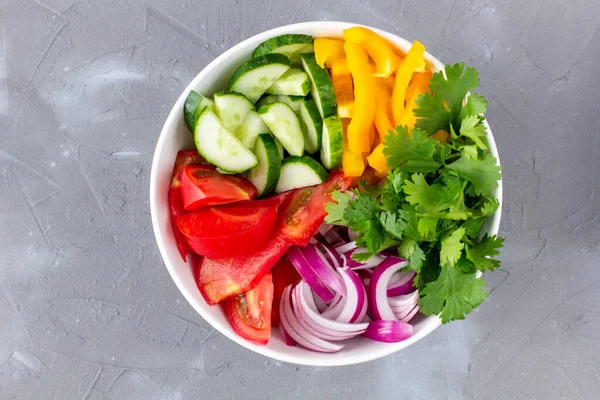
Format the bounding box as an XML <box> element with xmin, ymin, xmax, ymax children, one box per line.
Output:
<box><xmin>1</xmin><ymin>0</ymin><xmax>599</xmax><ymax>399</ymax></box>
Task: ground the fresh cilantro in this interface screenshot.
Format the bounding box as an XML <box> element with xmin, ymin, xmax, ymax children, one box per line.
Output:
<box><xmin>439</xmin><ymin>227</ymin><xmax>465</xmax><ymax>266</ymax></box>
<box><xmin>324</xmin><ymin>62</ymin><xmax>504</xmax><ymax>323</ymax></box>
<box><xmin>383</xmin><ymin>127</ymin><xmax>441</xmax><ymax>172</ymax></box>
<box><xmin>419</xmin><ymin>265</ymin><xmax>488</xmax><ymax>323</ymax></box>
<box><xmin>324</xmin><ymin>191</ymin><xmax>352</xmax><ymax>225</ymax></box>
<box><xmin>446</xmin><ymin>154</ymin><xmax>501</xmax><ymax>196</ymax></box>
<box><xmin>465</xmin><ymin>235</ymin><xmax>504</xmax><ymax>272</ymax></box>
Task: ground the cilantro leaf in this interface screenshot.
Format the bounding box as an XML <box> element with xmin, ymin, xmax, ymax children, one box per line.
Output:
<box><xmin>383</xmin><ymin>126</ymin><xmax>441</xmax><ymax>172</ymax></box>
<box><xmin>440</xmin><ymin>227</ymin><xmax>465</xmax><ymax>266</ymax></box>
<box><xmin>419</xmin><ymin>264</ymin><xmax>488</xmax><ymax>323</ymax></box>
<box><xmin>460</xmin><ymin>93</ymin><xmax>488</xmax><ymax>119</ymax></box>
<box><xmin>446</xmin><ymin>154</ymin><xmax>501</xmax><ymax>195</ymax></box>
<box><xmin>429</xmin><ymin>63</ymin><xmax>480</xmax><ymax>113</ymax></box>
<box><xmin>465</xmin><ymin>235</ymin><xmax>504</xmax><ymax>272</ymax></box>
<box><xmin>418</xmin><ymin>217</ymin><xmax>438</xmax><ymax>238</ymax></box>
<box><xmin>403</xmin><ymin>173</ymin><xmax>444</xmax><ymax>213</ymax></box>
<box><xmin>462</xmin><ymin>217</ymin><xmax>486</xmax><ymax>239</ymax></box>
<box><xmin>351</xmin><ymin>251</ymin><xmax>374</xmax><ymax>262</ymax></box>
<box><xmin>380</xmin><ymin>211</ymin><xmax>405</xmax><ymax>240</ymax></box>
<box><xmin>479</xmin><ymin>197</ymin><xmax>499</xmax><ymax>217</ymax></box>
<box><xmin>399</xmin><ymin>238</ymin><xmax>426</xmax><ymax>273</ymax></box>
<box><xmin>460</xmin><ymin>114</ymin><xmax>488</xmax><ymax>149</ymax></box>
<box><xmin>414</xmin><ymin>92</ymin><xmax>450</xmax><ymax>134</ymax></box>
<box><xmin>324</xmin><ymin>191</ymin><xmax>352</xmax><ymax>225</ymax></box>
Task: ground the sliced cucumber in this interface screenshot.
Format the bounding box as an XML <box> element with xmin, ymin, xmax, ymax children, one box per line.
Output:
<box><xmin>258</xmin><ymin>102</ymin><xmax>305</xmax><ymax>157</ymax></box>
<box><xmin>194</xmin><ymin>109</ymin><xmax>258</xmax><ymax>173</ymax></box>
<box><xmin>298</xmin><ymin>99</ymin><xmax>323</xmax><ymax>154</ymax></box>
<box><xmin>247</xmin><ymin>133</ymin><xmax>281</xmax><ymax>197</ymax></box>
<box><xmin>300</xmin><ymin>53</ymin><xmax>337</xmax><ymax>118</ymax></box>
<box><xmin>320</xmin><ymin>115</ymin><xmax>344</xmax><ymax>170</ymax></box>
<box><xmin>274</xmin><ymin>137</ymin><xmax>285</xmax><ymax>159</ymax></box>
<box><xmin>229</xmin><ymin>54</ymin><xmax>291</xmax><ymax>103</ymax></box>
<box><xmin>214</xmin><ymin>92</ymin><xmax>255</xmax><ymax>134</ymax></box>
<box><xmin>237</xmin><ymin>110</ymin><xmax>270</xmax><ymax>149</ymax></box>
<box><xmin>256</xmin><ymin>94</ymin><xmax>303</xmax><ymax>112</ymax></box>
<box><xmin>184</xmin><ymin>90</ymin><xmax>214</xmax><ymax>132</ymax></box>
<box><xmin>266</xmin><ymin>68</ymin><xmax>311</xmax><ymax>96</ymax></box>
<box><xmin>275</xmin><ymin>156</ymin><xmax>329</xmax><ymax>193</ymax></box>
<box><xmin>252</xmin><ymin>34</ymin><xmax>314</xmax><ymax>63</ymax></box>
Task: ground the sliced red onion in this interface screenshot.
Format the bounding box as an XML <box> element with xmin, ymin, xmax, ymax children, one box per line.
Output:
<box><xmin>341</xmin><ymin>249</ymin><xmax>386</xmax><ymax>270</ymax></box>
<box><xmin>292</xmin><ymin>286</ymin><xmax>358</xmax><ymax>341</ymax></box>
<box><xmin>297</xmin><ymin>282</ymin><xmax>368</xmax><ymax>333</ymax></box>
<box><xmin>317</xmin><ymin>224</ymin><xmax>333</xmax><ymax>236</ymax></box>
<box><xmin>322</xmin><ymin>292</ymin><xmax>343</xmax><ymax>314</ymax></box>
<box><xmin>301</xmin><ymin>244</ymin><xmax>346</xmax><ymax>296</ymax></box>
<box><xmin>318</xmin><ymin>242</ymin><xmax>342</xmax><ymax>269</ymax></box>
<box><xmin>321</xmin><ymin>296</ymin><xmax>345</xmax><ymax>320</ymax></box>
<box><xmin>363</xmin><ymin>320</ymin><xmax>413</xmax><ymax>343</ymax></box>
<box><xmin>368</xmin><ymin>256</ymin><xmax>409</xmax><ymax>321</ymax></box>
<box><xmin>334</xmin><ymin>241</ymin><xmax>357</xmax><ymax>255</ymax></box>
<box><xmin>388</xmin><ymin>290</ymin><xmax>419</xmax><ymax>308</ymax></box>
<box><xmin>279</xmin><ymin>285</ymin><xmax>343</xmax><ymax>352</ymax></box>
<box><xmin>287</xmin><ymin>247</ymin><xmax>334</xmax><ymax>302</ymax></box>
<box><xmin>313</xmin><ymin>291</ymin><xmax>330</xmax><ymax>313</ymax></box>
<box><xmin>399</xmin><ymin>304</ymin><xmax>420</xmax><ymax>323</ymax></box>
<box><xmin>387</xmin><ymin>271</ymin><xmax>416</xmax><ymax>297</ymax></box>
<box><xmin>323</xmin><ymin>228</ymin><xmax>345</xmax><ymax>246</ymax></box>
<box><xmin>278</xmin><ymin>323</ymin><xmax>296</xmax><ymax>346</ymax></box>
<box><xmin>393</xmin><ymin>303</ymin><xmax>417</xmax><ymax>321</ymax></box>
<box><xmin>334</xmin><ymin>268</ymin><xmax>367</xmax><ymax>323</ymax></box>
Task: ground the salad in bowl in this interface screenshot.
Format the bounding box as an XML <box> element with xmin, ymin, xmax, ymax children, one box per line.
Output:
<box><xmin>150</xmin><ymin>21</ymin><xmax>503</xmax><ymax>366</ymax></box>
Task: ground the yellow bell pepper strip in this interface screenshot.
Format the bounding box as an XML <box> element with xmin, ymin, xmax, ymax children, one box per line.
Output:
<box><xmin>344</xmin><ymin>41</ymin><xmax>375</xmax><ymax>153</ymax></box>
<box><xmin>314</xmin><ymin>38</ymin><xmax>346</xmax><ymax>68</ymax></box>
<box><xmin>343</xmin><ymin>27</ymin><xmax>402</xmax><ymax>78</ymax></box>
<box><xmin>373</xmin><ymin>82</ymin><xmax>394</xmax><ymax>142</ymax></box>
<box><xmin>392</xmin><ymin>40</ymin><xmax>426</xmax><ymax>127</ymax></box>
<box><xmin>397</xmin><ymin>70</ymin><xmax>432</xmax><ymax>130</ymax></box>
<box><xmin>367</xmin><ymin>142</ymin><xmax>388</xmax><ymax>176</ymax></box>
<box><xmin>341</xmin><ymin>118</ymin><xmax>366</xmax><ymax>177</ymax></box>
<box><xmin>368</xmin><ymin>123</ymin><xmax>377</xmax><ymax>150</ymax></box>
<box><xmin>330</xmin><ymin>58</ymin><xmax>355</xmax><ymax>118</ymax></box>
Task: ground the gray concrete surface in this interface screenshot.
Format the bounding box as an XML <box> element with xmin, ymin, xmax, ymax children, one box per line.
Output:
<box><xmin>0</xmin><ymin>0</ymin><xmax>599</xmax><ymax>398</ymax></box>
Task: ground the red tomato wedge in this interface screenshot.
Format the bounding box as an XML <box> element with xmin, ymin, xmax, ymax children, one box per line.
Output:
<box><xmin>224</xmin><ymin>272</ymin><xmax>273</xmax><ymax>345</ymax></box>
<box><xmin>271</xmin><ymin>257</ymin><xmax>301</xmax><ymax>327</ymax></box>
<box><xmin>198</xmin><ymin>235</ymin><xmax>290</xmax><ymax>305</ymax></box>
<box><xmin>279</xmin><ymin>171</ymin><xmax>353</xmax><ymax>246</ymax></box>
<box><xmin>177</xmin><ymin>199</ymin><xmax>279</xmax><ymax>259</ymax></box>
<box><xmin>169</xmin><ymin>150</ymin><xmax>212</xmax><ymax>261</ymax></box>
<box><xmin>181</xmin><ymin>165</ymin><xmax>257</xmax><ymax>211</ymax></box>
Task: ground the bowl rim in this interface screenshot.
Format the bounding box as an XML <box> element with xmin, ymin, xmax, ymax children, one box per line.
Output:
<box><xmin>150</xmin><ymin>20</ymin><xmax>503</xmax><ymax>366</ymax></box>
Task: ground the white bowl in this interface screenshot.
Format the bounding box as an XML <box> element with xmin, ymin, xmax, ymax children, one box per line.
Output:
<box><xmin>150</xmin><ymin>21</ymin><xmax>502</xmax><ymax>366</ymax></box>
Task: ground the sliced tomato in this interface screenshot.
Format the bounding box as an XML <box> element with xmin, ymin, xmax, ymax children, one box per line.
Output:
<box><xmin>271</xmin><ymin>257</ymin><xmax>301</xmax><ymax>327</ymax></box>
<box><xmin>169</xmin><ymin>150</ymin><xmax>211</xmax><ymax>261</ymax></box>
<box><xmin>177</xmin><ymin>199</ymin><xmax>279</xmax><ymax>259</ymax></box>
<box><xmin>224</xmin><ymin>272</ymin><xmax>273</xmax><ymax>345</ymax></box>
<box><xmin>279</xmin><ymin>171</ymin><xmax>353</xmax><ymax>246</ymax></box>
<box><xmin>197</xmin><ymin>234</ymin><xmax>290</xmax><ymax>305</ymax></box>
<box><xmin>181</xmin><ymin>165</ymin><xmax>257</xmax><ymax>211</ymax></box>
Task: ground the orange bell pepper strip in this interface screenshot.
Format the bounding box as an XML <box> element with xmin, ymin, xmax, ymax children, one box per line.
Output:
<box><xmin>343</xmin><ymin>27</ymin><xmax>402</xmax><ymax>78</ymax></box>
<box><xmin>344</xmin><ymin>41</ymin><xmax>375</xmax><ymax>153</ymax></box>
<box><xmin>331</xmin><ymin>58</ymin><xmax>354</xmax><ymax>118</ymax></box>
<box><xmin>373</xmin><ymin>82</ymin><xmax>394</xmax><ymax>142</ymax></box>
<box><xmin>367</xmin><ymin>143</ymin><xmax>388</xmax><ymax>176</ymax></box>
<box><xmin>397</xmin><ymin>70</ymin><xmax>432</xmax><ymax>130</ymax></box>
<box><xmin>314</xmin><ymin>38</ymin><xmax>345</xmax><ymax>68</ymax></box>
<box><xmin>392</xmin><ymin>40</ymin><xmax>426</xmax><ymax>126</ymax></box>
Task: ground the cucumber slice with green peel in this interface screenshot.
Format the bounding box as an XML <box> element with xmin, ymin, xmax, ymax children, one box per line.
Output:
<box><xmin>300</xmin><ymin>53</ymin><xmax>337</xmax><ymax>118</ymax></box>
<box><xmin>320</xmin><ymin>115</ymin><xmax>344</xmax><ymax>170</ymax></box>
<box><xmin>256</xmin><ymin>95</ymin><xmax>304</xmax><ymax>112</ymax></box>
<box><xmin>266</xmin><ymin>68</ymin><xmax>311</xmax><ymax>96</ymax></box>
<box><xmin>252</xmin><ymin>34</ymin><xmax>314</xmax><ymax>63</ymax></box>
<box><xmin>237</xmin><ymin>110</ymin><xmax>270</xmax><ymax>149</ymax></box>
<box><xmin>257</xmin><ymin>102</ymin><xmax>305</xmax><ymax>157</ymax></box>
<box><xmin>247</xmin><ymin>133</ymin><xmax>281</xmax><ymax>197</ymax></box>
<box><xmin>274</xmin><ymin>137</ymin><xmax>284</xmax><ymax>159</ymax></box>
<box><xmin>184</xmin><ymin>90</ymin><xmax>214</xmax><ymax>132</ymax></box>
<box><xmin>275</xmin><ymin>156</ymin><xmax>329</xmax><ymax>193</ymax></box>
<box><xmin>229</xmin><ymin>54</ymin><xmax>291</xmax><ymax>103</ymax></box>
<box><xmin>194</xmin><ymin>109</ymin><xmax>258</xmax><ymax>173</ymax></box>
<box><xmin>298</xmin><ymin>99</ymin><xmax>323</xmax><ymax>154</ymax></box>
<box><xmin>214</xmin><ymin>92</ymin><xmax>255</xmax><ymax>134</ymax></box>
